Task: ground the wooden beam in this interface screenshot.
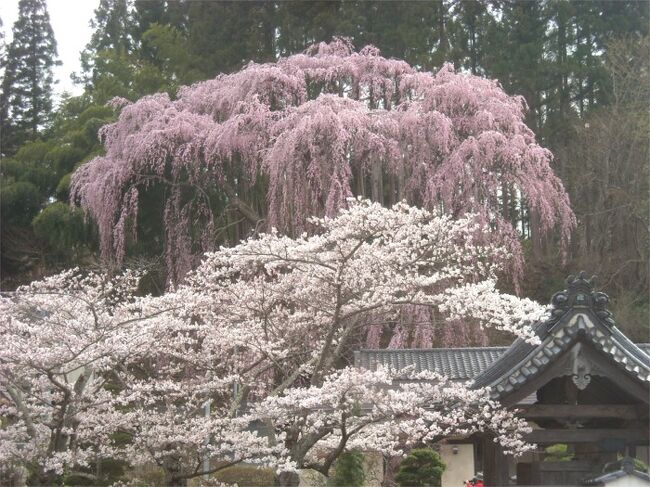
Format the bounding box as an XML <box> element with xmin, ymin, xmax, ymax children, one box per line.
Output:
<box><xmin>516</xmin><ymin>404</ymin><xmax>639</xmax><ymax>420</ymax></box>
<box><xmin>580</xmin><ymin>345</ymin><xmax>650</xmax><ymax>404</ymax></box>
<box><xmin>526</xmin><ymin>428</ymin><xmax>649</xmax><ymax>443</ymax></box>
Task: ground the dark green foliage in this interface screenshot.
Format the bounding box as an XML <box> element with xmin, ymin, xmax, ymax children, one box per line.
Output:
<box><xmin>80</xmin><ymin>0</ymin><xmax>134</xmax><ymax>79</ymax></box>
<box><xmin>1</xmin><ymin>0</ymin><xmax>60</xmax><ymax>154</ymax></box>
<box><xmin>331</xmin><ymin>450</ymin><xmax>365</xmax><ymax>487</ymax></box>
<box><xmin>45</xmin><ymin>145</ymin><xmax>85</xmax><ymax>178</ymax></box>
<box><xmin>88</xmin><ymin>0</ymin><xmax>133</xmax><ymax>55</ymax></box>
<box><xmin>186</xmin><ymin>1</ymin><xmax>275</xmax><ymax>76</ymax></box>
<box><xmin>75</xmin><ymin>104</ymin><xmax>114</xmax><ymax>126</ymax></box>
<box><xmin>544</xmin><ymin>443</ymin><xmax>574</xmax><ymax>462</ymax></box>
<box><xmin>0</xmin><ymin>158</ymin><xmax>23</xmax><ymax>181</ymax></box>
<box><xmin>11</xmin><ymin>140</ymin><xmax>58</xmax><ymax>194</ymax></box>
<box><xmin>13</xmin><ymin>139</ymin><xmax>52</xmax><ymax>163</ymax></box>
<box><xmin>0</xmin><ymin>181</ymin><xmax>41</xmax><ymax>226</ymax></box>
<box><xmin>141</xmin><ymin>23</ymin><xmax>204</xmax><ymax>86</ymax></box>
<box><xmin>55</xmin><ymin>172</ymin><xmax>72</xmax><ymax>201</ymax></box>
<box><xmin>395</xmin><ymin>448</ymin><xmax>445</xmax><ymax>487</ymax></box>
<box><xmin>0</xmin><ymin>96</ymin><xmax>112</xmax><ymax>285</ymax></box>
<box><xmin>32</xmin><ymin>202</ymin><xmax>88</xmax><ymax>254</ymax></box>
<box><xmin>77</xmin><ymin>0</ymin><xmax>180</xmax><ymax>103</ymax></box>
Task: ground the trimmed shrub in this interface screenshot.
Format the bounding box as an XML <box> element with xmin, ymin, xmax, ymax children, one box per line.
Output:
<box><xmin>331</xmin><ymin>450</ymin><xmax>365</xmax><ymax>487</ymax></box>
<box><xmin>395</xmin><ymin>448</ymin><xmax>445</xmax><ymax>487</ymax></box>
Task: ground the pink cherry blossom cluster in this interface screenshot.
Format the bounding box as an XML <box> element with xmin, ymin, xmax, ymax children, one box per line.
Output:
<box><xmin>71</xmin><ymin>38</ymin><xmax>575</xmax><ymax>285</ymax></box>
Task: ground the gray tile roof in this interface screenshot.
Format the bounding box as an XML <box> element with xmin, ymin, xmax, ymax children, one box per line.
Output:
<box><xmin>581</xmin><ymin>469</ymin><xmax>650</xmax><ymax>484</ymax></box>
<box><xmin>355</xmin><ymin>343</ymin><xmax>650</xmax><ymax>382</ymax></box>
<box><xmin>356</xmin><ymin>344</ymin><xmax>650</xmax><ymax>382</ymax></box>
<box><xmin>354</xmin><ymin>347</ymin><xmax>507</xmax><ymax>380</ymax></box>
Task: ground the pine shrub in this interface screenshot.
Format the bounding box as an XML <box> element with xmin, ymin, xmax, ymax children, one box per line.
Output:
<box><xmin>395</xmin><ymin>448</ymin><xmax>445</xmax><ymax>487</ymax></box>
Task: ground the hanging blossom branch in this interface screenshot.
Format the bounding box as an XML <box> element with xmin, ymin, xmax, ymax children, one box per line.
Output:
<box><xmin>71</xmin><ymin>37</ymin><xmax>575</xmax><ymax>284</ymax></box>
<box><xmin>251</xmin><ymin>366</ymin><xmax>533</xmax><ymax>482</ymax></box>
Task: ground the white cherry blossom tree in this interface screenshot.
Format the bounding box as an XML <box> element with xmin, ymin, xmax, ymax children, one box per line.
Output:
<box><xmin>254</xmin><ymin>367</ymin><xmax>532</xmax><ymax>486</ymax></box>
<box><xmin>98</xmin><ymin>285</ymin><xmax>291</xmax><ymax>486</ymax></box>
<box><xmin>0</xmin><ymin>270</ymin><xmax>149</xmax><ymax>484</ymax></box>
<box><xmin>1</xmin><ymin>199</ymin><xmax>545</xmax><ymax>486</ymax></box>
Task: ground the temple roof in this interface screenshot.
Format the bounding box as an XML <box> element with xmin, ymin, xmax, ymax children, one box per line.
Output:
<box><xmin>354</xmin><ymin>347</ymin><xmax>507</xmax><ymax>381</ymax></box>
<box><xmin>471</xmin><ymin>272</ymin><xmax>650</xmax><ymax>399</ymax></box>
<box><xmin>582</xmin><ymin>469</ymin><xmax>650</xmax><ymax>485</ymax></box>
<box><xmin>581</xmin><ymin>457</ymin><xmax>650</xmax><ymax>485</ymax></box>
<box><xmin>355</xmin><ymin>344</ymin><xmax>650</xmax><ymax>382</ymax></box>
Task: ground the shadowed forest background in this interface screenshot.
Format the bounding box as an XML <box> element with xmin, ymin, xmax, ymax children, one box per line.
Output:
<box><xmin>1</xmin><ymin>0</ymin><xmax>648</xmax><ymax>341</ymax></box>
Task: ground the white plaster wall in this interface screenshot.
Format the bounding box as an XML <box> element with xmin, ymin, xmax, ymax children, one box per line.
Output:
<box><xmin>440</xmin><ymin>444</ymin><xmax>474</xmax><ymax>487</ymax></box>
<box><xmin>607</xmin><ymin>474</ymin><xmax>650</xmax><ymax>487</ymax></box>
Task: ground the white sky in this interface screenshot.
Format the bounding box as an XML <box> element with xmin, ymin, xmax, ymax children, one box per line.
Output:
<box><xmin>0</xmin><ymin>0</ymin><xmax>96</xmax><ymax>101</ymax></box>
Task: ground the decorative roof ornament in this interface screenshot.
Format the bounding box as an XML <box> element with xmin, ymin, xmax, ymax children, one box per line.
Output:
<box><xmin>471</xmin><ymin>271</ymin><xmax>650</xmax><ymax>398</ymax></box>
<box><xmin>548</xmin><ymin>271</ymin><xmax>615</xmax><ymax>329</ymax></box>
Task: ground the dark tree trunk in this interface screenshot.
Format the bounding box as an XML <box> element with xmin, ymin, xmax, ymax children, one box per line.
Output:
<box><xmin>483</xmin><ymin>435</ymin><xmax>509</xmax><ymax>486</ymax></box>
<box><xmin>163</xmin><ymin>458</ymin><xmax>188</xmax><ymax>487</ymax></box>
<box><xmin>38</xmin><ymin>471</ymin><xmax>58</xmax><ymax>486</ymax></box>
<box><xmin>165</xmin><ymin>473</ymin><xmax>188</xmax><ymax>487</ymax></box>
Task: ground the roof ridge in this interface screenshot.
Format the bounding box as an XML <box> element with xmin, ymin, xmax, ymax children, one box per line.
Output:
<box><xmin>358</xmin><ymin>346</ymin><xmax>509</xmax><ymax>352</ymax></box>
<box><xmin>358</xmin><ymin>343</ymin><xmax>649</xmax><ymax>354</ymax></box>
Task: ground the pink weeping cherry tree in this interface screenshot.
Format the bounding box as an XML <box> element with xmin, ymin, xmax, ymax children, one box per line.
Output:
<box><xmin>71</xmin><ymin>38</ymin><xmax>574</xmax><ymax>287</ymax></box>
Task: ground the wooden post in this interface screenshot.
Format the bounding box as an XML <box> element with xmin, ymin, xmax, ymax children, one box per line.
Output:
<box><xmin>483</xmin><ymin>435</ymin><xmax>509</xmax><ymax>486</ymax></box>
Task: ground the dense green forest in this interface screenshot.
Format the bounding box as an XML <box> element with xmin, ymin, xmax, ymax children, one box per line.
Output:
<box><xmin>1</xmin><ymin>0</ymin><xmax>648</xmax><ymax>340</ymax></box>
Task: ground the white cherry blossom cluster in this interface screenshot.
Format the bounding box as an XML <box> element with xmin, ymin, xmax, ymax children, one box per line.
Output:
<box><xmin>251</xmin><ymin>366</ymin><xmax>532</xmax><ymax>475</ymax></box>
<box><xmin>0</xmin><ymin>271</ymin><xmax>289</xmax><ymax>484</ymax></box>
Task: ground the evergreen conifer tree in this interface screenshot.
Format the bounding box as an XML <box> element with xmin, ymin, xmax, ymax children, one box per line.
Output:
<box><xmin>77</xmin><ymin>0</ymin><xmax>135</xmax><ymax>90</ymax></box>
<box><xmin>87</xmin><ymin>0</ymin><xmax>133</xmax><ymax>56</ymax></box>
<box><xmin>0</xmin><ymin>16</ymin><xmax>8</xmax><ymax>143</ymax></box>
<box><xmin>395</xmin><ymin>448</ymin><xmax>445</xmax><ymax>487</ymax></box>
<box><xmin>1</xmin><ymin>0</ymin><xmax>59</xmax><ymax>155</ymax></box>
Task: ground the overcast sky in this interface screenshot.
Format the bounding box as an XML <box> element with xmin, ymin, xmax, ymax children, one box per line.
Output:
<box><xmin>0</xmin><ymin>0</ymin><xmax>96</xmax><ymax>100</ymax></box>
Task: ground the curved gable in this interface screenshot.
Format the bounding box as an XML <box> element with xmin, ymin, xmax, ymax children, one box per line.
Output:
<box><xmin>471</xmin><ymin>272</ymin><xmax>650</xmax><ymax>404</ymax></box>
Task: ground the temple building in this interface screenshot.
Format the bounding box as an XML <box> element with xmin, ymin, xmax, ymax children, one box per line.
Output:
<box><xmin>355</xmin><ymin>273</ymin><xmax>650</xmax><ymax>486</ymax></box>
